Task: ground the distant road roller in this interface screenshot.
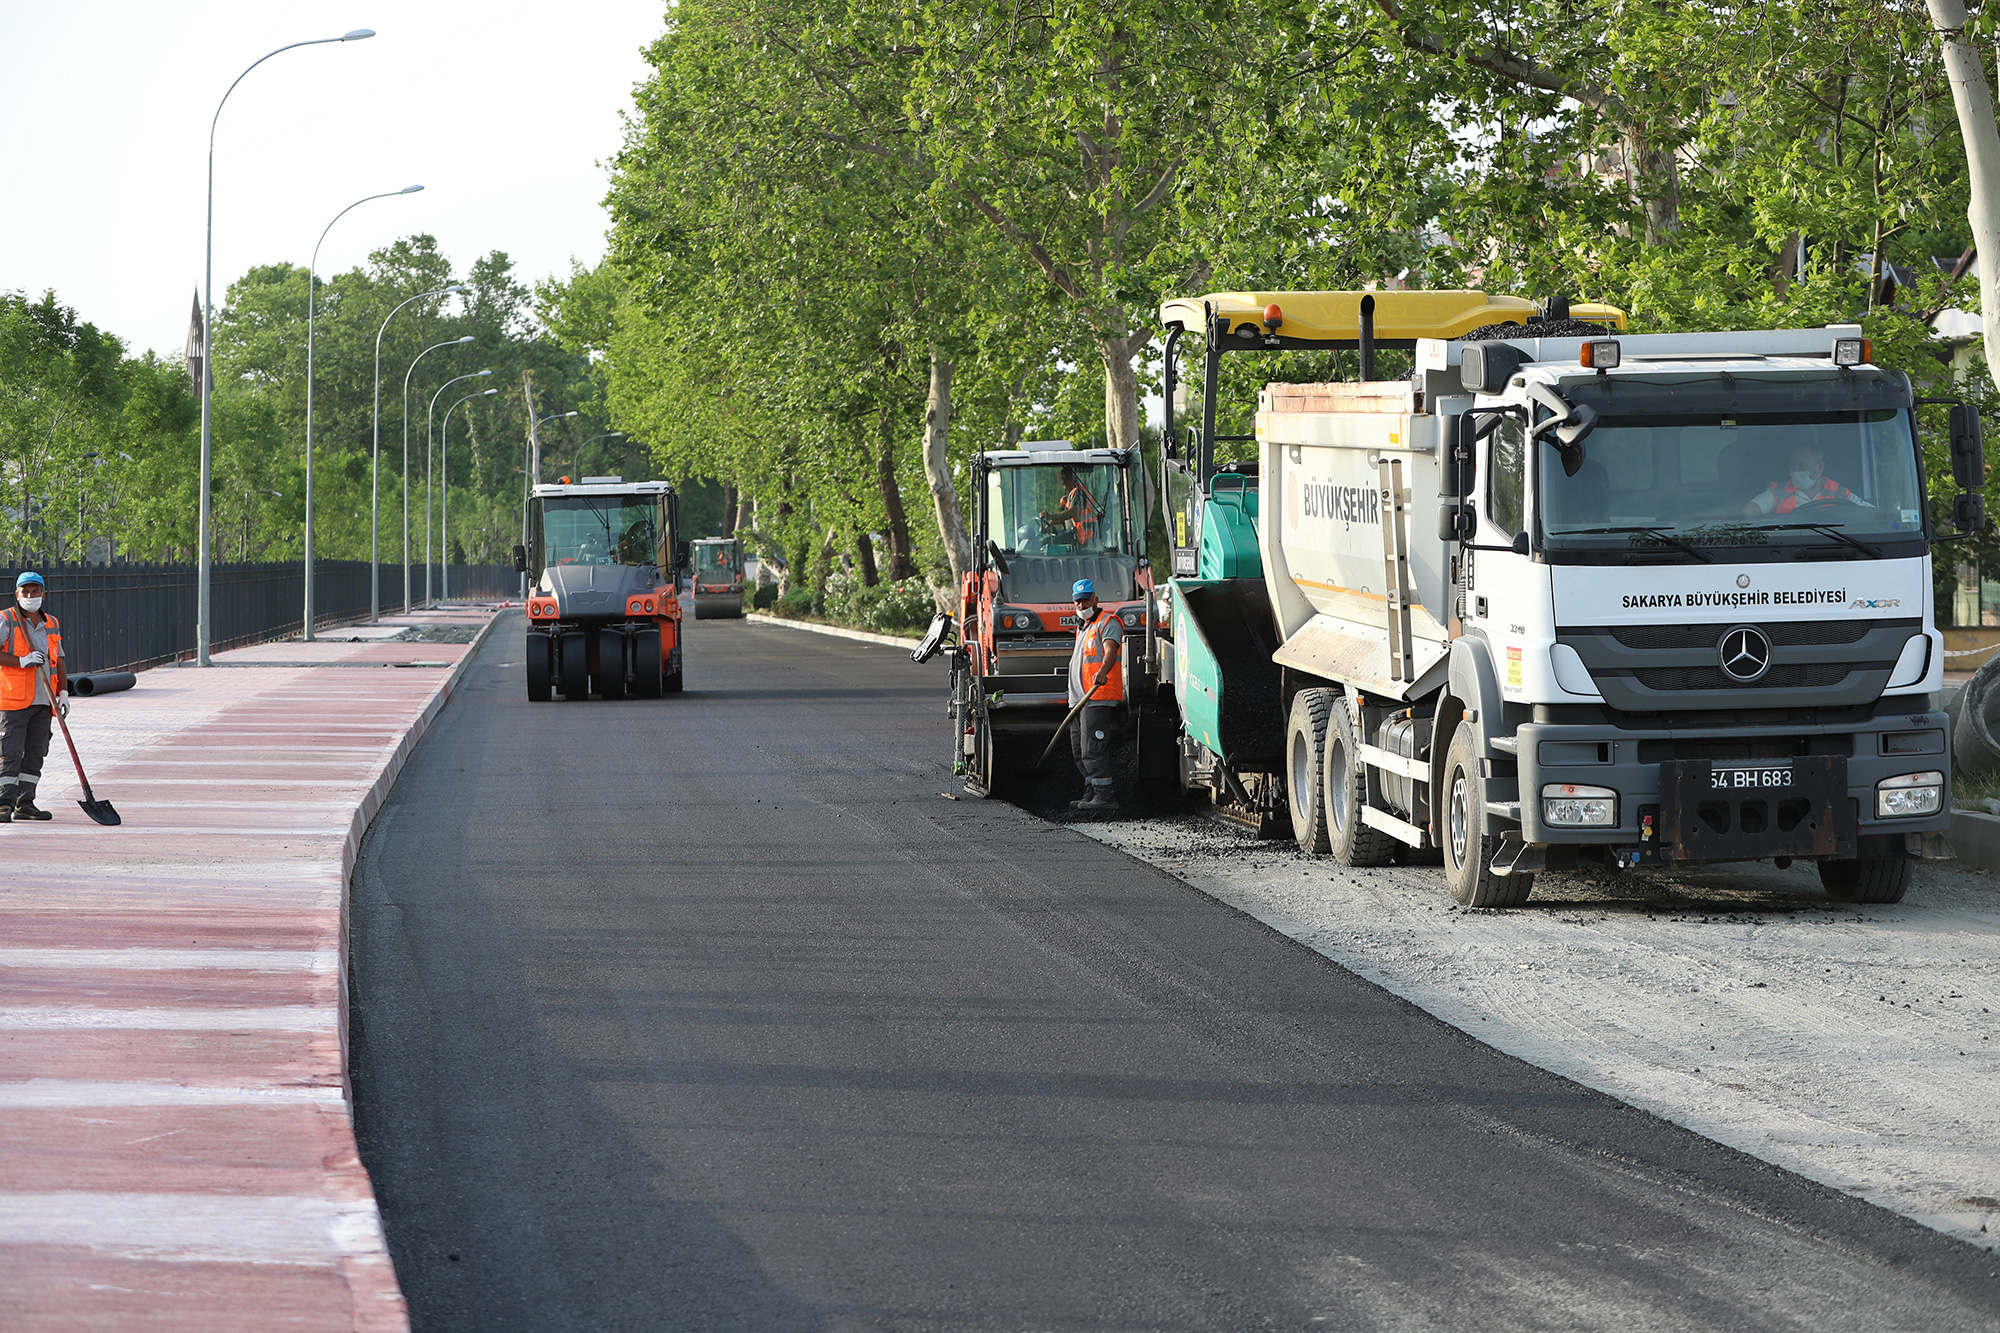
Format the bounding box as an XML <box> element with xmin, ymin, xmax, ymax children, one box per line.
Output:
<box><xmin>514</xmin><ymin>476</ymin><xmax>689</xmax><ymax>700</ymax></box>
<box><xmin>692</xmin><ymin>537</ymin><xmax>745</xmax><ymax>618</ymax></box>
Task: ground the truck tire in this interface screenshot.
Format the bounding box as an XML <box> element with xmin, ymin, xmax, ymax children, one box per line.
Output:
<box><xmin>630</xmin><ymin>625</ymin><xmax>663</xmax><ymax>698</ymax></box>
<box><xmin>525</xmin><ymin>631</ymin><xmax>553</xmax><ymax>702</ymax></box>
<box><xmin>558</xmin><ymin>630</ymin><xmax>589</xmax><ymax>702</ymax></box>
<box><xmin>971</xmin><ymin>717</ymin><xmax>1007</xmax><ymax>798</ymax></box>
<box><xmin>1324</xmin><ymin>698</ymin><xmax>1398</xmax><ymax>867</ymax></box>
<box><xmin>1441</xmin><ymin>721</ymin><xmax>1532</xmax><ymax>907</ymax></box>
<box><xmin>597</xmin><ymin>628</ymin><xmax>629</xmax><ymax>701</ymax></box>
<box><xmin>1818</xmin><ymin>855</ymin><xmax>1913</xmax><ymax>904</ymax></box>
<box><xmin>1286</xmin><ymin>690</ymin><xmax>1335</xmax><ymax>854</ymax></box>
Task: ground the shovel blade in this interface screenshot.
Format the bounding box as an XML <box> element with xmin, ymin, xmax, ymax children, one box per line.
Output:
<box><xmin>77</xmin><ymin>797</ymin><xmax>120</xmax><ymax>826</ymax></box>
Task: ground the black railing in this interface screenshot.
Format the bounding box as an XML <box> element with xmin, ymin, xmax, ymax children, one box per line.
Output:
<box><xmin>3</xmin><ymin>562</ymin><xmax>517</xmax><ymax>674</ymax></box>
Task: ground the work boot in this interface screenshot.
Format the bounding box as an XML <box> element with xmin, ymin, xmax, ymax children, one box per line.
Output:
<box><xmin>13</xmin><ymin>791</ymin><xmax>50</xmax><ymax>821</ymax></box>
<box><xmin>1069</xmin><ymin>790</ymin><xmax>1119</xmax><ymax>813</ymax></box>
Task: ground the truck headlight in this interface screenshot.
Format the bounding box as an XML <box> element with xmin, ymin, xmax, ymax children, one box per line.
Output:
<box><xmin>1875</xmin><ymin>771</ymin><xmax>1943</xmax><ymax>818</ymax></box>
<box><xmin>1542</xmin><ymin>783</ymin><xmax>1617</xmax><ymax>827</ymax></box>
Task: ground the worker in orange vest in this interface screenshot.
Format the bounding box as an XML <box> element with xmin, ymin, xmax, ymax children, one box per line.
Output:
<box><xmin>1065</xmin><ymin>578</ymin><xmax>1124</xmax><ymax>812</ymax></box>
<box><xmin>1043</xmin><ymin>467</ymin><xmax>1102</xmax><ymax>546</ymax></box>
<box><xmin>1743</xmin><ymin>444</ymin><xmax>1869</xmax><ymax>517</ymax></box>
<box><xmin>0</xmin><ymin>572</ymin><xmax>66</xmax><ymax>822</ymax></box>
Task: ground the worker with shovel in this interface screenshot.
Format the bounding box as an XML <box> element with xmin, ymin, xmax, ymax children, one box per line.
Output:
<box><xmin>0</xmin><ymin>572</ymin><xmax>64</xmax><ymax>822</ymax></box>
<box><xmin>1065</xmin><ymin>578</ymin><xmax>1124</xmax><ymax>813</ymax></box>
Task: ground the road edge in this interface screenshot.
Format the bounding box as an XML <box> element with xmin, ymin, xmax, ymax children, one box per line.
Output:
<box><xmin>743</xmin><ymin>611</ymin><xmax>921</xmax><ymax>651</ymax></box>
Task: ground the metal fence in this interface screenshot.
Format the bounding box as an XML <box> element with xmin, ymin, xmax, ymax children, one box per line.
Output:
<box><xmin>5</xmin><ymin>561</ymin><xmax>518</xmax><ymax>674</ymax></box>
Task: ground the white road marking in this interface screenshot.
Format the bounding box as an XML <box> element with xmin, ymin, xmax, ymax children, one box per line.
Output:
<box><xmin>0</xmin><ymin>1007</ymin><xmax>334</xmax><ymax>1031</ymax></box>
<box><xmin>0</xmin><ymin>1080</ymin><xmax>344</xmax><ymax>1108</ymax></box>
<box><xmin>0</xmin><ymin>1193</ymin><xmax>388</xmax><ymax>1263</ymax></box>
<box><xmin>0</xmin><ymin>949</ymin><xmax>334</xmax><ymax>972</ymax></box>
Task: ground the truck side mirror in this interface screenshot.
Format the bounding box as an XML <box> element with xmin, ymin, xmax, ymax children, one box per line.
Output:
<box><xmin>511</xmin><ymin>543</ymin><xmax>527</xmax><ymax>574</ymax></box>
<box><xmin>1440</xmin><ymin>414</ymin><xmax>1477</xmax><ymax>498</ymax></box>
<box><xmin>675</xmin><ymin>540</ymin><xmax>691</xmax><ymax>568</ymax></box>
<box><xmin>1957</xmin><ymin>493</ymin><xmax>1989</xmax><ymax>533</ymax></box>
<box><xmin>1459</xmin><ymin>342</ymin><xmax>1530</xmax><ymax>395</ymax></box>
<box><xmin>1951</xmin><ymin>403</ymin><xmax>1985</xmax><ymax>490</ymax></box>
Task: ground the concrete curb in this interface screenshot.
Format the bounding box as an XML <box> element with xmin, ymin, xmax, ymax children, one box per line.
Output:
<box><xmin>1949</xmin><ymin>809</ymin><xmax>2000</xmax><ymax>873</ymax></box>
<box><xmin>744</xmin><ymin>611</ymin><xmax>922</xmax><ymax>652</ymax></box>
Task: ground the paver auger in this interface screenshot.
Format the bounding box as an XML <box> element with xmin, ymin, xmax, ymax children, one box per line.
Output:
<box><xmin>514</xmin><ymin>476</ymin><xmax>689</xmax><ymax>701</ymax></box>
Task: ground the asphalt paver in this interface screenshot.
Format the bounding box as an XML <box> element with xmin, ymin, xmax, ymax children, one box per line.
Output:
<box><xmin>351</xmin><ymin>613</ymin><xmax>2000</xmax><ymax>1332</ymax></box>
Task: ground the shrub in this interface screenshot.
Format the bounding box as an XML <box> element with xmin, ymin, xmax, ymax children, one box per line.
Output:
<box><xmin>868</xmin><ymin>578</ymin><xmax>936</xmax><ymax>634</ymax></box>
<box><xmin>751</xmin><ymin>582</ymin><xmax>778</xmax><ymax>610</ymax></box>
<box><xmin>775</xmin><ymin>587</ymin><xmax>814</xmax><ymax>618</ymax></box>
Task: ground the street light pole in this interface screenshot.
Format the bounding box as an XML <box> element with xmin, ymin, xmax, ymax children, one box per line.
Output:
<box><xmin>401</xmin><ymin>335</ymin><xmax>474</xmax><ymax>612</ymax></box>
<box><xmin>199</xmin><ymin>27</ymin><xmax>373</xmax><ymax>666</ymax></box>
<box><xmin>574</xmin><ymin>431</ymin><xmax>624</xmax><ymax>479</ymax></box>
<box><xmin>439</xmin><ymin>387</ymin><xmax>498</xmax><ymax>604</ymax></box>
<box><xmin>306</xmin><ymin>183</ymin><xmax>419</xmax><ymax>641</ymax></box>
<box><xmin>372</xmin><ymin>284</ymin><xmax>465</xmax><ymax>622</ymax></box>
<box><xmin>424</xmin><ymin>369</ymin><xmax>493</xmax><ymax>606</ymax></box>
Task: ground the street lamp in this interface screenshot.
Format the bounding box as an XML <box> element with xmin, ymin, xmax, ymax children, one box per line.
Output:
<box><xmin>197</xmin><ymin>27</ymin><xmax>374</xmax><ymax>666</ymax></box>
<box><xmin>439</xmin><ymin>387</ymin><xmax>499</xmax><ymax>603</ymax></box>
<box><xmin>402</xmin><ymin>335</ymin><xmax>475</xmax><ymax>612</ymax></box>
<box><xmin>423</xmin><ymin>369</ymin><xmax>492</xmax><ymax>606</ymax></box>
<box><xmin>305</xmin><ymin>184</ymin><xmax>421</xmax><ymax>641</ymax></box>
<box><xmin>522</xmin><ymin>411</ymin><xmax>578</xmax><ymax>599</ymax></box>
<box><xmin>372</xmin><ymin>284</ymin><xmax>466</xmax><ymax>621</ymax></box>
<box><xmin>574</xmin><ymin>431</ymin><xmax>624</xmax><ymax>479</ymax></box>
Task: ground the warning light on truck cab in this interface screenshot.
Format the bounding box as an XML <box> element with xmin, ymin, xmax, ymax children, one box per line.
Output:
<box><xmin>1580</xmin><ymin>339</ymin><xmax>1621</xmax><ymax>370</ymax></box>
<box><xmin>1263</xmin><ymin>303</ymin><xmax>1282</xmax><ymax>331</ymax></box>
<box><xmin>1833</xmin><ymin>337</ymin><xmax>1872</xmax><ymax>367</ymax></box>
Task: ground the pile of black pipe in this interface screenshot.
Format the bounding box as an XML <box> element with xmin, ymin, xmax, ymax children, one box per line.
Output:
<box><xmin>70</xmin><ymin>672</ymin><xmax>137</xmax><ymax>697</ymax></box>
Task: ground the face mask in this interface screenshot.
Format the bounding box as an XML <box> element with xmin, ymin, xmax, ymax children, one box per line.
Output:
<box><xmin>1076</xmin><ymin>603</ymin><xmax>1097</xmax><ymax>621</ymax></box>
<box><xmin>16</xmin><ymin>594</ymin><xmax>42</xmax><ymax>612</ymax></box>
<box><xmin>1791</xmin><ymin>469</ymin><xmax>1818</xmax><ymax>490</ymax></box>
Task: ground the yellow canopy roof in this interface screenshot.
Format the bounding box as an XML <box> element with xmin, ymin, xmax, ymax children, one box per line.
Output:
<box><xmin>1157</xmin><ymin>290</ymin><xmax>1626</xmax><ymax>342</ymax></box>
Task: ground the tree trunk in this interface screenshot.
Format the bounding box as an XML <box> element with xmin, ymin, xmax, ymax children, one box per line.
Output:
<box><xmin>1621</xmin><ymin>125</ymin><xmax>1682</xmax><ymax>245</ymax></box>
<box><xmin>723</xmin><ymin>484</ymin><xmax>738</xmax><ymax>535</ymax></box>
<box><xmin>1099</xmin><ymin>325</ymin><xmax>1142</xmax><ymax>453</ymax></box>
<box><xmin>856</xmin><ymin>529</ymin><xmax>879</xmax><ymax>585</ymax></box>
<box><xmin>921</xmin><ymin>350</ymin><xmax>973</xmax><ymax>588</ymax></box>
<box><xmin>876</xmin><ymin>408</ymin><xmax>916</xmax><ymax>579</ymax></box>
<box><xmin>1772</xmin><ymin>232</ymin><xmax>1803</xmax><ymax>297</ymax></box>
<box><xmin>1930</xmin><ymin>0</ymin><xmax>2000</xmax><ymax>392</ymax></box>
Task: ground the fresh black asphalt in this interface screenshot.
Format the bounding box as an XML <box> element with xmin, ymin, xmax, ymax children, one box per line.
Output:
<box><xmin>351</xmin><ymin>612</ymin><xmax>2000</xmax><ymax>1331</ymax></box>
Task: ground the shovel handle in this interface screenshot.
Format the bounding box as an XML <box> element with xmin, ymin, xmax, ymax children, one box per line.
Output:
<box><xmin>1037</xmin><ymin>675</ymin><xmax>1106</xmax><ymax>769</ymax></box>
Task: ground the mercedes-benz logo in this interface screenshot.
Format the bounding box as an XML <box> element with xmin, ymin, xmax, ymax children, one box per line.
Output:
<box><xmin>1736</xmin><ymin>574</ymin><xmax>1752</xmax><ymax>589</ymax></box>
<box><xmin>1718</xmin><ymin>625</ymin><xmax>1771</xmax><ymax>682</ymax></box>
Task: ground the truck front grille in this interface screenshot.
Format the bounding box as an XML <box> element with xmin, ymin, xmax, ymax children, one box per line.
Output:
<box><xmin>1609</xmin><ymin>621</ymin><xmax>1874</xmax><ymax>651</ymax></box>
<box><xmin>1632</xmin><ymin>662</ymin><xmax>1854</xmax><ymax>692</ymax></box>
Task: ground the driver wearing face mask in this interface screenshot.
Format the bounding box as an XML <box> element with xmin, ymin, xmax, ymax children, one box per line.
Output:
<box><xmin>1743</xmin><ymin>445</ymin><xmax>1869</xmax><ymax>517</ymax></box>
<box><xmin>0</xmin><ymin>572</ymin><xmax>66</xmax><ymax>822</ymax></box>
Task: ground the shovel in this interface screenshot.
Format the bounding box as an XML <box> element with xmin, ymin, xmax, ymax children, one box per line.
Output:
<box><xmin>1034</xmin><ymin>674</ymin><xmax>1106</xmax><ymax>772</ymax></box>
<box><xmin>39</xmin><ymin>665</ymin><xmax>118</xmax><ymax>825</ymax></box>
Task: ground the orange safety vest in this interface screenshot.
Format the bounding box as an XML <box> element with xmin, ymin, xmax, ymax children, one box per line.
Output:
<box><xmin>1065</xmin><ymin>485</ymin><xmax>1101</xmax><ymax>544</ymax></box>
<box><xmin>1769</xmin><ymin>475</ymin><xmax>1853</xmax><ymax>514</ymax></box>
<box><xmin>0</xmin><ymin>609</ymin><xmax>60</xmax><ymax>711</ymax></box>
<box><xmin>1077</xmin><ymin>610</ymin><xmax>1124</xmax><ymax>703</ymax></box>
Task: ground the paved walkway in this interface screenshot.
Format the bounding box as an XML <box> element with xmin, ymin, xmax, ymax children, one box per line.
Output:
<box><xmin>0</xmin><ymin>606</ymin><xmax>499</xmax><ymax>1332</ymax></box>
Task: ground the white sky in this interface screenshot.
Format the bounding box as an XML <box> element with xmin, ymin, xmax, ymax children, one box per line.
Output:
<box><xmin>0</xmin><ymin>1</ymin><xmax>667</xmax><ymax>359</ymax></box>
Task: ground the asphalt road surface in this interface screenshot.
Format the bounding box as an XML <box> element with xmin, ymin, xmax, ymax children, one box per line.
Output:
<box><xmin>351</xmin><ymin>613</ymin><xmax>2000</xmax><ymax>1332</ymax></box>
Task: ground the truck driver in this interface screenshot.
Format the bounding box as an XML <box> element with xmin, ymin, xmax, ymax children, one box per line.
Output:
<box><xmin>1041</xmin><ymin>466</ymin><xmax>1102</xmax><ymax>546</ymax></box>
<box><xmin>1743</xmin><ymin>444</ymin><xmax>1869</xmax><ymax>517</ymax></box>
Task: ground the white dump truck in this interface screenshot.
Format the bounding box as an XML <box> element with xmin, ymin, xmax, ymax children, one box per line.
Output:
<box><xmin>1156</xmin><ymin>291</ymin><xmax>1980</xmax><ymax>906</ymax></box>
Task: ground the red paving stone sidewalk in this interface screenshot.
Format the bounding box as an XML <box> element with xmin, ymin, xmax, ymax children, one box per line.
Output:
<box><xmin>0</xmin><ymin>606</ymin><xmax>502</xmax><ymax>1332</ymax></box>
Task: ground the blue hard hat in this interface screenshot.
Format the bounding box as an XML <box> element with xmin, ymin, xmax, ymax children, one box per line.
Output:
<box><xmin>14</xmin><ymin>572</ymin><xmax>43</xmax><ymax>589</ymax></box>
<box><xmin>1071</xmin><ymin>578</ymin><xmax>1095</xmax><ymax>600</ymax></box>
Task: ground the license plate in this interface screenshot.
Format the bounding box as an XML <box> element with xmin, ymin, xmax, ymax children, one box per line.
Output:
<box><xmin>1710</xmin><ymin>765</ymin><xmax>1792</xmax><ymax>791</ymax></box>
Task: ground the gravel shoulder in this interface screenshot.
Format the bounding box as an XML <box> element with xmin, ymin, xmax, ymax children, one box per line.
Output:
<box><xmin>1074</xmin><ymin>811</ymin><xmax>2000</xmax><ymax>1252</ymax></box>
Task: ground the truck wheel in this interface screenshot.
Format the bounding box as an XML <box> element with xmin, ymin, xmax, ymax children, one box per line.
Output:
<box><xmin>1441</xmin><ymin>721</ymin><xmax>1532</xmax><ymax>907</ymax></box>
<box><xmin>630</xmin><ymin>625</ymin><xmax>663</xmax><ymax>698</ymax></box>
<box><xmin>558</xmin><ymin>630</ymin><xmax>589</xmax><ymax>702</ymax></box>
<box><xmin>1818</xmin><ymin>855</ymin><xmax>1913</xmax><ymax>904</ymax></box>
<box><xmin>972</xmin><ymin>718</ymin><xmax>1006</xmax><ymax>798</ymax></box>
<box><xmin>1285</xmin><ymin>690</ymin><xmax>1335</xmax><ymax>854</ymax></box>
<box><xmin>1324</xmin><ymin>698</ymin><xmax>1398</xmax><ymax>867</ymax></box>
<box><xmin>525</xmin><ymin>631</ymin><xmax>553</xmax><ymax>702</ymax></box>
<box><xmin>597</xmin><ymin>628</ymin><xmax>628</xmax><ymax>701</ymax></box>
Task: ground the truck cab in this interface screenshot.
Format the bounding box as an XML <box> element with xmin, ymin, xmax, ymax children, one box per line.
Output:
<box><xmin>691</xmin><ymin>537</ymin><xmax>745</xmax><ymax>619</ymax></box>
<box><xmin>516</xmin><ymin>477</ymin><xmax>686</xmax><ymax>700</ymax></box>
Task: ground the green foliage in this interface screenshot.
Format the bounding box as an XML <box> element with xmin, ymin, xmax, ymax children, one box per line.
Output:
<box><xmin>823</xmin><ymin>571</ymin><xmax>935</xmax><ymax>634</ymax></box>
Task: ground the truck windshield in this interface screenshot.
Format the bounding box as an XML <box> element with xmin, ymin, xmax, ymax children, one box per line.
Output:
<box><xmin>543</xmin><ymin>496</ymin><xmax>659</xmax><ymax>567</ymax></box>
<box><xmin>1539</xmin><ymin>410</ymin><xmax>1925</xmax><ymax>555</ymax></box>
<box><xmin>985</xmin><ymin>463</ymin><xmax>1133</xmax><ymax>556</ymax></box>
